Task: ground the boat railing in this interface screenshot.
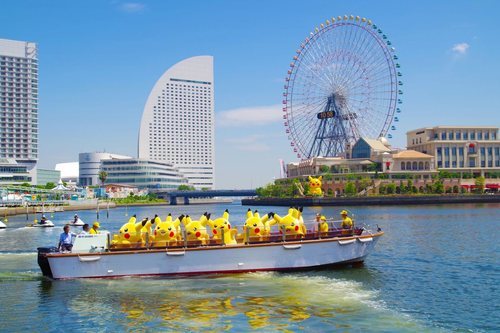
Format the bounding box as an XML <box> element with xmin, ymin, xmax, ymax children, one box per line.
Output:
<box><xmin>105</xmin><ymin>219</ymin><xmax>366</xmax><ymax>252</ymax></box>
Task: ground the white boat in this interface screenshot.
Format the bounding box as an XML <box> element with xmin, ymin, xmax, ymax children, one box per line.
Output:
<box><xmin>69</xmin><ymin>218</ymin><xmax>85</xmax><ymax>226</ymax></box>
<box><xmin>37</xmin><ymin>227</ymin><xmax>383</xmax><ymax>280</ymax></box>
<box><xmin>0</xmin><ymin>220</ymin><xmax>6</xmax><ymax>229</ymax></box>
<box><xmin>28</xmin><ymin>220</ymin><xmax>55</xmax><ymax>228</ymax></box>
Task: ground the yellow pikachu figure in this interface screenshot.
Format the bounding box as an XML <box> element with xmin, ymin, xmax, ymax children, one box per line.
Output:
<box><xmin>140</xmin><ymin>215</ymin><xmax>159</xmax><ymax>245</ymax></box>
<box><xmin>271</xmin><ymin>207</ymin><xmax>305</xmax><ymax>238</ymax></box>
<box><xmin>112</xmin><ymin>215</ymin><xmax>144</xmax><ymax>248</ymax></box>
<box><xmin>152</xmin><ymin>214</ymin><xmax>183</xmax><ymax>247</ymax></box>
<box><xmin>208</xmin><ymin>209</ymin><xmax>238</xmax><ymax>245</ymax></box>
<box><xmin>307</xmin><ymin>175</ymin><xmax>323</xmax><ymax>196</ymax></box>
<box><xmin>241</xmin><ymin>209</ymin><xmax>272</xmax><ymax>243</ymax></box>
<box><xmin>182</xmin><ymin>213</ymin><xmax>210</xmax><ymax>245</ymax></box>
<box><xmin>294</xmin><ymin>206</ymin><xmax>307</xmax><ymax>236</ymax></box>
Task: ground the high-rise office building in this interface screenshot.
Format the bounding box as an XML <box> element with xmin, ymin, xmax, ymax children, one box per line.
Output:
<box><xmin>0</xmin><ymin>39</ymin><xmax>38</xmax><ymax>171</ymax></box>
<box><xmin>138</xmin><ymin>56</ymin><xmax>215</xmax><ymax>189</ymax></box>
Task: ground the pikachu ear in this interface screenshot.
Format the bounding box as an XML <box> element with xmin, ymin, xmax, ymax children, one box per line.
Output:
<box><xmin>318</xmin><ymin>175</ymin><xmax>322</xmax><ymax>181</ymax></box>
<box><xmin>200</xmin><ymin>215</ymin><xmax>209</xmax><ymax>226</ymax></box>
<box><xmin>173</xmin><ymin>219</ymin><xmax>180</xmax><ymax>228</ymax></box>
<box><xmin>128</xmin><ymin>216</ymin><xmax>137</xmax><ymax>224</ymax></box>
<box><xmin>308</xmin><ymin>176</ymin><xmax>313</xmax><ymax>181</ymax></box>
<box><xmin>246</xmin><ymin>209</ymin><xmax>253</xmax><ymax>219</ymax></box>
<box><xmin>223</xmin><ymin>210</ymin><xmax>229</xmax><ymax>220</ymax></box>
<box><xmin>165</xmin><ymin>214</ymin><xmax>173</xmax><ymax>223</ymax></box>
<box><xmin>182</xmin><ymin>215</ymin><xmax>191</xmax><ymax>225</ymax></box>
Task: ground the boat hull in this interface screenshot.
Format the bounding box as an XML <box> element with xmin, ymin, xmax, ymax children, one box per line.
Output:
<box><xmin>44</xmin><ymin>233</ymin><xmax>382</xmax><ymax>279</ymax></box>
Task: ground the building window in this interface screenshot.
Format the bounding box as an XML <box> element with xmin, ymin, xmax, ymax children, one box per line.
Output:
<box><xmin>469</xmin><ymin>158</ymin><xmax>475</xmax><ymax>167</ymax></box>
<box><xmin>471</xmin><ymin>132</ymin><xmax>475</xmax><ymax>140</ymax></box>
<box><xmin>478</xmin><ymin>132</ymin><xmax>483</xmax><ymax>140</ymax></box>
<box><xmin>456</xmin><ymin>132</ymin><xmax>461</xmax><ymax>140</ymax></box>
<box><xmin>401</xmin><ymin>162</ymin><xmax>405</xmax><ymax>170</ymax></box>
<box><xmin>441</xmin><ymin>132</ymin><xmax>446</xmax><ymax>140</ymax></box>
<box><xmin>448</xmin><ymin>132</ymin><xmax>453</xmax><ymax>140</ymax></box>
<box><xmin>425</xmin><ymin>162</ymin><xmax>429</xmax><ymax>170</ymax></box>
<box><xmin>463</xmin><ymin>131</ymin><xmax>468</xmax><ymax>140</ymax></box>
<box><xmin>418</xmin><ymin>161</ymin><xmax>423</xmax><ymax>170</ymax></box>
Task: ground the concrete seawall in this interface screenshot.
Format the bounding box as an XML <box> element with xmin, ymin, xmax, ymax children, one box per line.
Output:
<box><xmin>242</xmin><ymin>194</ymin><xmax>500</xmax><ymax>207</ymax></box>
<box><xmin>0</xmin><ymin>201</ymin><xmax>117</xmax><ymax>217</ymax></box>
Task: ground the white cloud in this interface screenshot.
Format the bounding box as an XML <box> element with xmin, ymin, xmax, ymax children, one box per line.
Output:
<box><xmin>119</xmin><ymin>2</ymin><xmax>145</xmax><ymax>12</ymax></box>
<box><xmin>224</xmin><ymin>135</ymin><xmax>271</xmax><ymax>152</ymax></box>
<box><xmin>217</xmin><ymin>104</ymin><xmax>282</xmax><ymax>127</ymax></box>
<box><xmin>452</xmin><ymin>43</ymin><xmax>470</xmax><ymax>55</ymax></box>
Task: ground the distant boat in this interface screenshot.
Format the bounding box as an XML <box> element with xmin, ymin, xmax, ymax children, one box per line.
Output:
<box><xmin>0</xmin><ymin>220</ymin><xmax>6</xmax><ymax>229</ymax></box>
<box><xmin>28</xmin><ymin>220</ymin><xmax>55</xmax><ymax>228</ymax></box>
<box><xmin>69</xmin><ymin>218</ymin><xmax>85</xmax><ymax>226</ymax></box>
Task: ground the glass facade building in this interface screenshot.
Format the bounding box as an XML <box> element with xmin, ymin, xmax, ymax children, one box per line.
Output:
<box><xmin>101</xmin><ymin>159</ymin><xmax>187</xmax><ymax>190</ymax></box>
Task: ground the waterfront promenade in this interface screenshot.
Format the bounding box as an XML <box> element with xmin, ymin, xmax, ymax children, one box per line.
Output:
<box><xmin>243</xmin><ymin>194</ymin><xmax>500</xmax><ymax>206</ymax></box>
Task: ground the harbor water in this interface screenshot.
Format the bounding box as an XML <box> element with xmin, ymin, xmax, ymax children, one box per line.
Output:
<box><xmin>0</xmin><ymin>202</ymin><xmax>498</xmax><ymax>332</ymax></box>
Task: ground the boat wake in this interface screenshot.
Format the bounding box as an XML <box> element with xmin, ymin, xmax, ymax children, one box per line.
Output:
<box><xmin>65</xmin><ymin>271</ymin><xmax>433</xmax><ymax>332</ymax></box>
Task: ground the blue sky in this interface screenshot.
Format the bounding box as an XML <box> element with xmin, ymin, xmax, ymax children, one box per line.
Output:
<box><xmin>1</xmin><ymin>0</ymin><xmax>499</xmax><ymax>188</ymax></box>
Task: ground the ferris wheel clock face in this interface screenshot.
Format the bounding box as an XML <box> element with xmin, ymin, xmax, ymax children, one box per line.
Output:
<box><xmin>283</xmin><ymin>15</ymin><xmax>403</xmax><ymax>159</ymax></box>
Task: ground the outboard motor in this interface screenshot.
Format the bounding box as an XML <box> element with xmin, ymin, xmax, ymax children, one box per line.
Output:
<box><xmin>37</xmin><ymin>246</ymin><xmax>58</xmax><ymax>278</ymax></box>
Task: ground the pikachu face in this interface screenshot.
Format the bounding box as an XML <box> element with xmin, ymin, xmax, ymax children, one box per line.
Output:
<box><xmin>182</xmin><ymin>214</ymin><xmax>210</xmax><ymax>242</ymax></box>
<box><xmin>208</xmin><ymin>210</ymin><xmax>237</xmax><ymax>245</ymax></box>
<box><xmin>272</xmin><ymin>207</ymin><xmax>305</xmax><ymax>236</ymax></box>
<box><xmin>112</xmin><ymin>215</ymin><xmax>144</xmax><ymax>246</ymax></box>
<box><xmin>307</xmin><ymin>176</ymin><xmax>323</xmax><ymax>196</ymax></box>
<box><xmin>154</xmin><ymin>214</ymin><xmax>182</xmax><ymax>242</ymax></box>
<box><xmin>243</xmin><ymin>209</ymin><xmax>268</xmax><ymax>236</ymax></box>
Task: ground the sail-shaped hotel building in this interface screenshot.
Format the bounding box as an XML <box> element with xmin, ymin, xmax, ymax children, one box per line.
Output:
<box><xmin>138</xmin><ymin>56</ymin><xmax>215</xmax><ymax>189</ymax></box>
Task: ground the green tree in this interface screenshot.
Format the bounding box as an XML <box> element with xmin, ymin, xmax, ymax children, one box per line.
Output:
<box><xmin>98</xmin><ymin>170</ymin><xmax>108</xmax><ymax>186</ymax></box>
<box><xmin>433</xmin><ymin>181</ymin><xmax>444</xmax><ymax>194</ymax></box>
<box><xmin>319</xmin><ymin>165</ymin><xmax>330</xmax><ymax>173</ymax></box>
<box><xmin>378</xmin><ymin>184</ymin><xmax>386</xmax><ymax>195</ymax></box>
<box><xmin>358</xmin><ymin>177</ymin><xmax>372</xmax><ymax>192</ymax></box>
<box><xmin>45</xmin><ymin>182</ymin><xmax>56</xmax><ymax>189</ymax></box>
<box><xmin>178</xmin><ymin>184</ymin><xmax>195</xmax><ymax>191</ymax></box>
<box><xmin>406</xmin><ymin>179</ymin><xmax>413</xmax><ymax>193</ymax></box>
<box><xmin>344</xmin><ymin>182</ymin><xmax>357</xmax><ymax>196</ymax></box>
<box><xmin>386</xmin><ymin>183</ymin><xmax>396</xmax><ymax>194</ymax></box>
<box><xmin>475</xmin><ymin>176</ymin><xmax>485</xmax><ymax>193</ymax></box>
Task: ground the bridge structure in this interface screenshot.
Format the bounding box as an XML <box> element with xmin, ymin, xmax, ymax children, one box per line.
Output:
<box><xmin>156</xmin><ymin>189</ymin><xmax>257</xmax><ymax>205</ymax></box>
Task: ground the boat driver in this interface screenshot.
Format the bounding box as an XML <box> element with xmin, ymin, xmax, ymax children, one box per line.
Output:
<box><xmin>58</xmin><ymin>224</ymin><xmax>76</xmax><ymax>252</ymax></box>
<box><xmin>73</xmin><ymin>214</ymin><xmax>79</xmax><ymax>224</ymax></box>
<box><xmin>40</xmin><ymin>214</ymin><xmax>47</xmax><ymax>225</ymax></box>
